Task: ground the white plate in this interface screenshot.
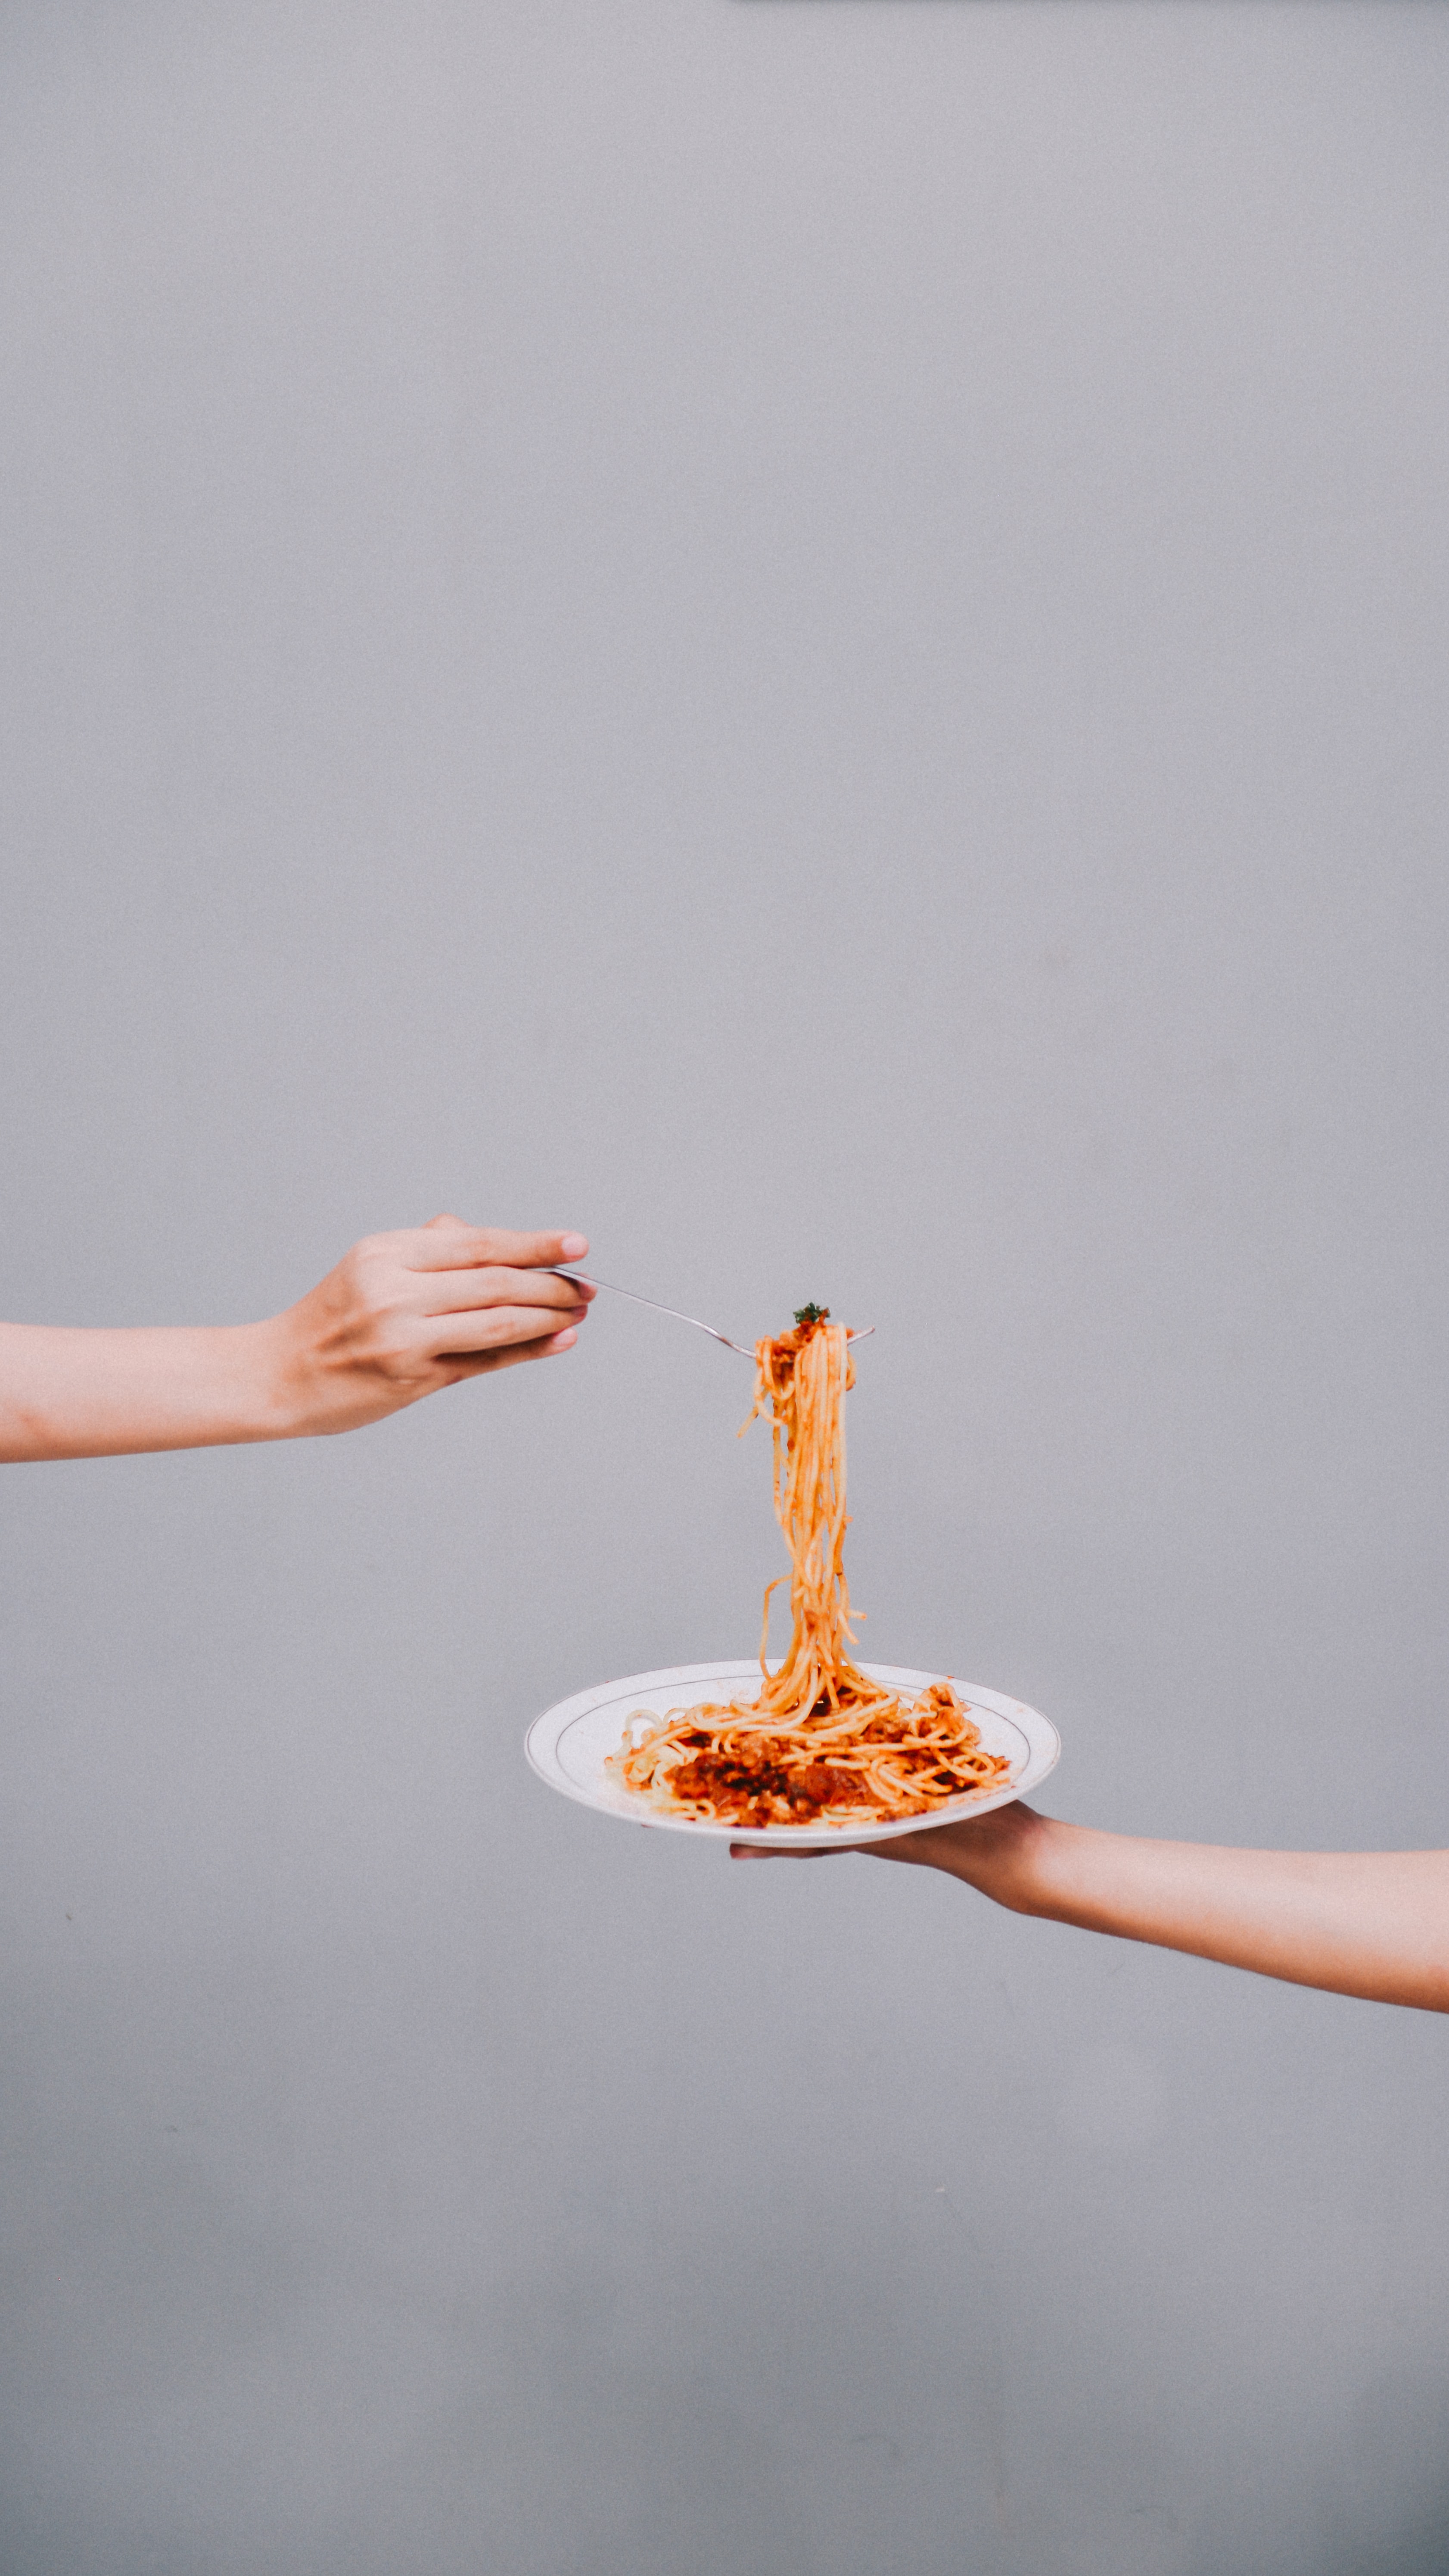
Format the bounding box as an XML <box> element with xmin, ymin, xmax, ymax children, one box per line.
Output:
<box><xmin>525</xmin><ymin>1659</ymin><xmax>1060</xmax><ymax>1846</ymax></box>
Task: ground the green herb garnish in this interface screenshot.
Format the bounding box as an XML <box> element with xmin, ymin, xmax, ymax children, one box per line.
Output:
<box><xmin>793</xmin><ymin>1302</ymin><xmax>830</xmax><ymax>1327</ymax></box>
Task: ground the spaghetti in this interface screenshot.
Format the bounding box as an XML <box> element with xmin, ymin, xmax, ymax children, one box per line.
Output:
<box><xmin>607</xmin><ymin>1308</ymin><xmax>1013</xmax><ymax>1829</ymax></box>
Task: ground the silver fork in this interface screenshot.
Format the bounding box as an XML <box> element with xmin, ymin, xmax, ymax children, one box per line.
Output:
<box><xmin>552</xmin><ymin>1271</ymin><xmax>874</xmax><ymax>1360</ymax></box>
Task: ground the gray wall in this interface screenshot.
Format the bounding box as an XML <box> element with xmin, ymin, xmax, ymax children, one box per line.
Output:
<box><xmin>3</xmin><ymin>5</ymin><xmax>1448</xmax><ymax>2571</ymax></box>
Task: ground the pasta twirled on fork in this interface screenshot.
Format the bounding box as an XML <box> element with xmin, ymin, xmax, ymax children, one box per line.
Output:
<box><xmin>607</xmin><ymin>1310</ymin><xmax>1012</xmax><ymax>1829</ymax></box>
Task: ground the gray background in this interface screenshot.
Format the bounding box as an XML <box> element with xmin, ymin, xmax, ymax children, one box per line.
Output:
<box><xmin>2</xmin><ymin>3</ymin><xmax>1447</xmax><ymax>2571</ymax></box>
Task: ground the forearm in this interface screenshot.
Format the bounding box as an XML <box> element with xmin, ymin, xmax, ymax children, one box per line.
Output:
<box><xmin>0</xmin><ymin>1220</ymin><xmax>592</xmax><ymax>1461</ymax></box>
<box><xmin>920</xmin><ymin>1809</ymin><xmax>1449</xmax><ymax>2012</ymax></box>
<box><xmin>0</xmin><ymin>1320</ymin><xmax>292</xmax><ymax>1460</ymax></box>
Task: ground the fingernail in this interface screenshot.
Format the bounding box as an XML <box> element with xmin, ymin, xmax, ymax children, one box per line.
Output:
<box><xmin>560</xmin><ymin>1233</ymin><xmax>587</xmax><ymax>1258</ymax></box>
<box><xmin>551</xmin><ymin>1327</ymin><xmax>577</xmax><ymax>1349</ymax></box>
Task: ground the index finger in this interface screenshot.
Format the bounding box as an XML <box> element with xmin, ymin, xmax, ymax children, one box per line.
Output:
<box><xmin>728</xmin><ymin>1842</ymin><xmax>855</xmax><ymax>1861</ymax></box>
<box><xmin>407</xmin><ymin>1222</ymin><xmax>589</xmax><ymax>1274</ymax></box>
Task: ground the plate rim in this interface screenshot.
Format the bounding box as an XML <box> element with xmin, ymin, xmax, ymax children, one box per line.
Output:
<box><xmin>524</xmin><ymin>1658</ymin><xmax>1060</xmax><ymax>1845</ymax></box>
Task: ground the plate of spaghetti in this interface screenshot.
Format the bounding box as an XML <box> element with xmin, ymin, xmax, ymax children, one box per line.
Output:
<box><xmin>525</xmin><ymin>1307</ymin><xmax>1060</xmax><ymax>1844</ymax></box>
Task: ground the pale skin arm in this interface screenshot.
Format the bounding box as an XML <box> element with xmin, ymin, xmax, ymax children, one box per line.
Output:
<box><xmin>0</xmin><ymin>1217</ymin><xmax>596</xmax><ymax>1461</ymax></box>
<box><xmin>732</xmin><ymin>1805</ymin><xmax>1449</xmax><ymax>2013</ymax></box>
